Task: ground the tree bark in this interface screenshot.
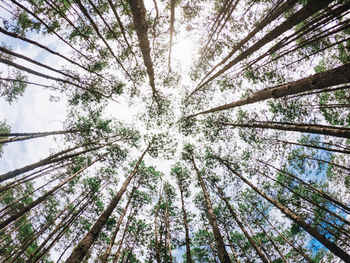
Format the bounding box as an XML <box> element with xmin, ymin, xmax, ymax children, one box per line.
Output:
<box><xmin>256</xmin><ymin>223</ymin><xmax>288</xmax><ymax>263</ymax></box>
<box><xmin>217</xmin><ymin>157</ymin><xmax>350</xmax><ymax>262</ymax></box>
<box><xmin>168</xmin><ymin>0</ymin><xmax>176</xmax><ymax>72</ymax></box>
<box><xmin>0</xmin><ymin>155</ymin><xmax>102</xmax><ymax>231</ymax></box>
<box><xmin>0</xmin><ymin>136</ymin><xmax>115</xmax><ymax>182</ymax></box>
<box><xmin>154</xmin><ymin>188</ymin><xmax>162</xmax><ymax>263</ymax></box>
<box><xmin>188</xmin><ymin>62</ymin><xmax>350</xmax><ymax>118</ymax></box>
<box><xmin>0</xmin><ymin>129</ymin><xmax>79</xmax><ymax>144</ymax></box>
<box><xmin>129</xmin><ymin>0</ymin><xmax>160</xmax><ymax>104</ymax></box>
<box><xmin>254</xmin><ymin>205</ymin><xmax>314</xmax><ymax>263</ymax></box>
<box><xmin>113</xmin><ymin>210</ymin><xmax>134</xmax><ymax>263</ymax></box>
<box><xmin>219</xmin><ymin>121</ymin><xmax>350</xmax><ymax>139</ymax></box>
<box><xmin>178</xmin><ymin>180</ymin><xmax>193</xmax><ymax>263</ymax></box>
<box><xmin>215</xmin><ymin>185</ymin><xmax>269</xmax><ymax>263</ymax></box>
<box><xmin>101</xmin><ymin>188</ymin><xmax>135</xmax><ymax>263</ymax></box>
<box><xmin>193</xmin><ymin>0</ymin><xmax>331</xmax><ymax>94</ymax></box>
<box><xmin>259</xmin><ymin>160</ymin><xmax>350</xmax><ymax>214</ymax></box>
<box><xmin>190</xmin><ymin>155</ymin><xmax>231</xmax><ymax>263</ymax></box>
<box><xmin>64</xmin><ymin>145</ymin><xmax>150</xmax><ymax>263</ymax></box>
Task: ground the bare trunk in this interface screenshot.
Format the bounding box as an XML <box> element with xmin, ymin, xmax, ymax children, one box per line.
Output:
<box><xmin>64</xmin><ymin>145</ymin><xmax>150</xmax><ymax>263</ymax></box>
<box><xmin>254</xmin><ymin>205</ymin><xmax>314</xmax><ymax>263</ymax></box>
<box><xmin>215</xmin><ymin>185</ymin><xmax>269</xmax><ymax>263</ymax></box>
<box><xmin>191</xmin><ymin>155</ymin><xmax>231</xmax><ymax>263</ymax></box>
<box><xmin>195</xmin><ymin>0</ymin><xmax>332</xmax><ymax>93</ymax></box>
<box><xmin>178</xmin><ymin>183</ymin><xmax>193</xmax><ymax>263</ymax></box>
<box><xmin>256</xmin><ymin>223</ymin><xmax>288</xmax><ymax>263</ymax></box>
<box><xmin>129</xmin><ymin>0</ymin><xmax>160</xmax><ymax>105</ymax></box>
<box><xmin>0</xmin><ymin>156</ymin><xmax>101</xmax><ymax>231</ymax></box>
<box><xmin>189</xmin><ymin>62</ymin><xmax>350</xmax><ymax>117</ymax></box>
<box><xmin>113</xmin><ymin>211</ymin><xmax>134</xmax><ymax>263</ymax></box>
<box><xmin>168</xmin><ymin>0</ymin><xmax>176</xmax><ymax>72</ymax></box>
<box><xmin>154</xmin><ymin>187</ymin><xmax>162</xmax><ymax>263</ymax></box>
<box><xmin>101</xmin><ymin>188</ymin><xmax>135</xmax><ymax>263</ymax></box>
<box><xmin>0</xmin><ymin>129</ymin><xmax>79</xmax><ymax>144</ymax></box>
<box><xmin>0</xmin><ymin>136</ymin><xmax>114</xmax><ymax>182</ymax></box>
<box><xmin>217</xmin><ymin>157</ymin><xmax>350</xmax><ymax>262</ymax></box>
<box><xmin>219</xmin><ymin>121</ymin><xmax>350</xmax><ymax>139</ymax></box>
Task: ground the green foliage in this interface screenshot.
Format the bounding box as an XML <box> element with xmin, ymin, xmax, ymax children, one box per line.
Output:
<box><xmin>0</xmin><ymin>70</ymin><xmax>27</xmax><ymax>103</ymax></box>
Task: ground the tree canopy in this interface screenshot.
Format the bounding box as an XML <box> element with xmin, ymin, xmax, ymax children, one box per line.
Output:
<box><xmin>1</xmin><ymin>0</ymin><xmax>350</xmax><ymax>262</ymax></box>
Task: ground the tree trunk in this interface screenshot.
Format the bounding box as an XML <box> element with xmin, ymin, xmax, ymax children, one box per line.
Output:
<box><xmin>113</xmin><ymin>211</ymin><xmax>134</xmax><ymax>263</ymax></box>
<box><xmin>154</xmin><ymin>186</ymin><xmax>162</xmax><ymax>263</ymax></box>
<box><xmin>0</xmin><ymin>156</ymin><xmax>101</xmax><ymax>231</ymax></box>
<box><xmin>0</xmin><ymin>27</ymin><xmax>107</xmax><ymax>80</ymax></box>
<box><xmin>190</xmin><ymin>155</ymin><xmax>231</xmax><ymax>263</ymax></box>
<box><xmin>259</xmin><ymin>160</ymin><xmax>350</xmax><ymax>214</ymax></box>
<box><xmin>165</xmin><ymin>195</ymin><xmax>173</xmax><ymax>263</ymax></box>
<box><xmin>188</xmin><ymin>62</ymin><xmax>350</xmax><ymax>118</ymax></box>
<box><xmin>193</xmin><ymin>0</ymin><xmax>331</xmax><ymax>94</ymax></box>
<box><xmin>219</xmin><ymin>121</ymin><xmax>350</xmax><ymax>139</ymax></box>
<box><xmin>64</xmin><ymin>145</ymin><xmax>150</xmax><ymax>263</ymax></box>
<box><xmin>101</xmin><ymin>188</ymin><xmax>135</xmax><ymax>263</ymax></box>
<box><xmin>168</xmin><ymin>0</ymin><xmax>176</xmax><ymax>72</ymax></box>
<box><xmin>254</xmin><ymin>205</ymin><xmax>314</xmax><ymax>263</ymax></box>
<box><xmin>178</xmin><ymin>182</ymin><xmax>193</xmax><ymax>263</ymax></box>
<box><xmin>0</xmin><ymin>129</ymin><xmax>79</xmax><ymax>144</ymax></box>
<box><xmin>256</xmin><ymin>223</ymin><xmax>288</xmax><ymax>263</ymax></box>
<box><xmin>0</xmin><ymin>136</ymin><xmax>115</xmax><ymax>182</ymax></box>
<box><xmin>194</xmin><ymin>0</ymin><xmax>296</xmax><ymax>95</ymax></box>
<box><xmin>215</xmin><ymin>185</ymin><xmax>269</xmax><ymax>263</ymax></box>
<box><xmin>129</xmin><ymin>0</ymin><xmax>160</xmax><ymax>104</ymax></box>
<box><xmin>275</xmin><ymin>139</ymin><xmax>350</xmax><ymax>155</ymax></box>
<box><xmin>217</xmin><ymin>157</ymin><xmax>350</xmax><ymax>262</ymax></box>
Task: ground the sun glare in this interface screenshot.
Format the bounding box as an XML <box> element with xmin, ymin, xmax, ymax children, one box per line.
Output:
<box><xmin>172</xmin><ymin>32</ymin><xmax>197</xmax><ymax>69</ymax></box>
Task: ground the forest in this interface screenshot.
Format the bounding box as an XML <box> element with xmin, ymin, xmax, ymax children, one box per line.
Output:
<box><xmin>0</xmin><ymin>0</ymin><xmax>350</xmax><ymax>262</ymax></box>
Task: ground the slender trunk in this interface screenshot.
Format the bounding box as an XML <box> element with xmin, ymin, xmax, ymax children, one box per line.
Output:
<box><xmin>0</xmin><ymin>136</ymin><xmax>113</xmax><ymax>182</ymax></box>
<box><xmin>154</xmin><ymin>186</ymin><xmax>162</xmax><ymax>263</ymax></box>
<box><xmin>101</xmin><ymin>188</ymin><xmax>135</xmax><ymax>263</ymax></box>
<box><xmin>24</xmin><ymin>191</ymin><xmax>94</xmax><ymax>263</ymax></box>
<box><xmin>178</xmin><ymin>183</ymin><xmax>193</xmax><ymax>263</ymax></box>
<box><xmin>64</xmin><ymin>145</ymin><xmax>150</xmax><ymax>263</ymax></box>
<box><xmin>223</xmin><ymin>226</ymin><xmax>240</xmax><ymax>263</ymax></box>
<box><xmin>259</xmin><ymin>160</ymin><xmax>350</xmax><ymax>214</ymax></box>
<box><xmin>74</xmin><ymin>0</ymin><xmax>133</xmax><ymax>83</ymax></box>
<box><xmin>254</xmin><ymin>206</ymin><xmax>313</xmax><ymax>263</ymax></box>
<box><xmin>215</xmin><ymin>185</ymin><xmax>269</xmax><ymax>263</ymax></box>
<box><xmin>256</xmin><ymin>223</ymin><xmax>288</xmax><ymax>263</ymax></box>
<box><xmin>205</xmin><ymin>225</ymin><xmax>219</xmax><ymax>263</ymax></box>
<box><xmin>217</xmin><ymin>157</ymin><xmax>350</xmax><ymax>262</ymax></box>
<box><xmin>0</xmin><ymin>57</ymin><xmax>111</xmax><ymax>100</ymax></box>
<box><xmin>0</xmin><ymin>129</ymin><xmax>79</xmax><ymax>144</ymax></box>
<box><xmin>168</xmin><ymin>0</ymin><xmax>175</xmax><ymax>72</ymax></box>
<box><xmin>275</xmin><ymin>139</ymin><xmax>350</xmax><ymax>155</ymax></box>
<box><xmin>0</xmin><ymin>156</ymin><xmax>101</xmax><ymax>231</ymax></box>
<box><xmin>165</xmin><ymin>196</ymin><xmax>173</xmax><ymax>263</ymax></box>
<box><xmin>219</xmin><ymin>121</ymin><xmax>350</xmax><ymax>139</ymax></box>
<box><xmin>306</xmin><ymin>156</ymin><xmax>350</xmax><ymax>173</ymax></box>
<box><xmin>106</xmin><ymin>0</ymin><xmax>135</xmax><ymax>55</ymax></box>
<box><xmin>241</xmin><ymin>217</ymin><xmax>273</xmax><ymax>263</ymax></box>
<box><xmin>113</xmin><ymin>211</ymin><xmax>134</xmax><ymax>263</ymax></box>
<box><xmin>129</xmin><ymin>0</ymin><xmax>160</xmax><ymax>105</ymax></box>
<box><xmin>191</xmin><ymin>0</ymin><xmax>300</xmax><ymax>95</ymax></box>
<box><xmin>0</xmin><ymin>46</ymin><xmax>79</xmax><ymax>81</ymax></box>
<box><xmin>188</xmin><ymin>62</ymin><xmax>350</xmax><ymax>118</ymax></box>
<box><xmin>0</xmin><ymin>162</ymin><xmax>69</xmax><ymax>193</ymax></box>
<box><xmin>0</xmin><ymin>173</ymin><xmax>65</xmax><ymax>216</ymax></box>
<box><xmin>10</xmin><ymin>0</ymin><xmax>91</xmax><ymax>61</ymax></box>
<box><xmin>0</xmin><ymin>27</ymin><xmax>107</xmax><ymax>80</ymax></box>
<box><xmin>190</xmin><ymin>155</ymin><xmax>231</xmax><ymax>263</ymax></box>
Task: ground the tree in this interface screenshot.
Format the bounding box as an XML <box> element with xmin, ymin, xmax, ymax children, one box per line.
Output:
<box><xmin>1</xmin><ymin>0</ymin><xmax>350</xmax><ymax>262</ymax></box>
